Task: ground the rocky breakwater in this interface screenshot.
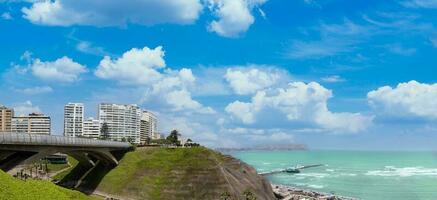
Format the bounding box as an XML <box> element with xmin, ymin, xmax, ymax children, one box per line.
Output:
<box><xmin>272</xmin><ymin>184</ymin><xmax>357</xmax><ymax>200</ymax></box>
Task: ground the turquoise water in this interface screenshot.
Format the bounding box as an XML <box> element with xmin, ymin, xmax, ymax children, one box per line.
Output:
<box><xmin>232</xmin><ymin>150</ymin><xmax>437</xmax><ymax>200</ymax></box>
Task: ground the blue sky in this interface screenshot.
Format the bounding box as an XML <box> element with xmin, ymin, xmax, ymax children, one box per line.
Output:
<box><xmin>1</xmin><ymin>0</ymin><xmax>437</xmax><ymax>150</ymax></box>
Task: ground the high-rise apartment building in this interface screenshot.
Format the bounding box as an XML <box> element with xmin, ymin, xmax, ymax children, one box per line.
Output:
<box><xmin>0</xmin><ymin>105</ymin><xmax>13</xmax><ymax>132</ymax></box>
<box><xmin>98</xmin><ymin>103</ymin><xmax>141</xmax><ymax>144</ymax></box>
<box><xmin>140</xmin><ymin>111</ymin><xmax>158</xmax><ymax>144</ymax></box>
<box><xmin>82</xmin><ymin>118</ymin><xmax>100</xmax><ymax>139</ymax></box>
<box><xmin>11</xmin><ymin>113</ymin><xmax>51</xmax><ymax>135</ymax></box>
<box><xmin>64</xmin><ymin>103</ymin><xmax>84</xmax><ymax>137</ymax></box>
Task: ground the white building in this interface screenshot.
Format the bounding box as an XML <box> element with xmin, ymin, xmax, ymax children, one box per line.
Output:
<box><xmin>98</xmin><ymin>103</ymin><xmax>141</xmax><ymax>144</ymax></box>
<box><xmin>140</xmin><ymin>111</ymin><xmax>158</xmax><ymax>144</ymax></box>
<box><xmin>82</xmin><ymin>118</ymin><xmax>100</xmax><ymax>139</ymax></box>
<box><xmin>64</xmin><ymin>103</ymin><xmax>84</xmax><ymax>137</ymax></box>
<box><xmin>11</xmin><ymin>113</ymin><xmax>51</xmax><ymax>135</ymax></box>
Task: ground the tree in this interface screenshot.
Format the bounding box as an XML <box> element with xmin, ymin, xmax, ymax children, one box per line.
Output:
<box><xmin>242</xmin><ymin>190</ymin><xmax>256</xmax><ymax>200</ymax></box>
<box><xmin>100</xmin><ymin>122</ymin><xmax>109</xmax><ymax>140</ymax></box>
<box><xmin>184</xmin><ymin>138</ymin><xmax>193</xmax><ymax>147</ymax></box>
<box><xmin>127</xmin><ymin>137</ymin><xmax>135</xmax><ymax>144</ymax></box>
<box><xmin>166</xmin><ymin>130</ymin><xmax>181</xmax><ymax>146</ymax></box>
<box><xmin>220</xmin><ymin>191</ymin><xmax>232</xmax><ymax>200</ymax></box>
<box><xmin>145</xmin><ymin>137</ymin><xmax>151</xmax><ymax>145</ymax></box>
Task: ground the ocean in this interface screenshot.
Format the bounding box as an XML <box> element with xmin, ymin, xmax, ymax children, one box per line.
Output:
<box><xmin>232</xmin><ymin>150</ymin><xmax>437</xmax><ymax>200</ymax></box>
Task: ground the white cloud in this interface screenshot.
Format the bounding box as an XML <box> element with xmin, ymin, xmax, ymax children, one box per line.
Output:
<box><xmin>224</xmin><ymin>127</ymin><xmax>294</xmax><ymax>144</ymax></box>
<box><xmin>226</xmin><ymin>82</ymin><xmax>372</xmax><ymax>133</ymax></box>
<box><xmin>321</xmin><ymin>75</ymin><xmax>345</xmax><ymax>83</ymax></box>
<box><xmin>158</xmin><ymin>114</ymin><xmax>222</xmax><ymax>147</ymax></box>
<box><xmin>95</xmin><ymin>45</ymin><xmax>213</xmax><ymax>114</ymax></box>
<box><xmin>368</xmin><ymin>80</ymin><xmax>437</xmax><ymax>119</ymax></box>
<box><xmin>249</xmin><ymin>131</ymin><xmax>294</xmax><ymax>142</ymax></box>
<box><xmin>402</xmin><ymin>0</ymin><xmax>437</xmax><ymax>8</ymax></box>
<box><xmin>386</xmin><ymin>44</ymin><xmax>416</xmax><ymax>56</ymax></box>
<box><xmin>95</xmin><ymin>46</ymin><xmax>165</xmax><ymax>85</ymax></box>
<box><xmin>15</xmin><ymin>86</ymin><xmax>53</xmax><ymax>95</ymax></box>
<box><xmin>30</xmin><ymin>56</ymin><xmax>87</xmax><ymax>82</ymax></box>
<box><xmin>76</xmin><ymin>41</ymin><xmax>107</xmax><ymax>56</ymax></box>
<box><xmin>1</xmin><ymin>12</ymin><xmax>12</xmax><ymax>20</ymax></box>
<box><xmin>13</xmin><ymin>101</ymin><xmax>41</xmax><ymax>116</ymax></box>
<box><xmin>286</xmin><ymin>20</ymin><xmax>370</xmax><ymax>59</ymax></box>
<box><xmin>225</xmin><ymin>67</ymin><xmax>284</xmax><ymax>95</ymax></box>
<box><xmin>22</xmin><ymin>0</ymin><xmax>202</xmax><ymax>27</ymax></box>
<box><xmin>144</xmin><ymin>68</ymin><xmax>216</xmax><ymax>114</ymax></box>
<box><xmin>207</xmin><ymin>0</ymin><xmax>267</xmax><ymax>37</ymax></box>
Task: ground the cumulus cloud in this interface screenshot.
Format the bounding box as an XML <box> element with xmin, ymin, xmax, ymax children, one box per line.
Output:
<box><xmin>226</xmin><ymin>82</ymin><xmax>372</xmax><ymax>133</ymax></box>
<box><xmin>225</xmin><ymin>67</ymin><xmax>284</xmax><ymax>95</ymax></box>
<box><xmin>207</xmin><ymin>0</ymin><xmax>267</xmax><ymax>37</ymax></box>
<box><xmin>95</xmin><ymin>46</ymin><xmax>165</xmax><ymax>85</ymax></box>
<box><xmin>144</xmin><ymin>68</ymin><xmax>215</xmax><ymax>114</ymax></box>
<box><xmin>14</xmin><ymin>86</ymin><xmax>53</xmax><ymax>95</ymax></box>
<box><xmin>28</xmin><ymin>56</ymin><xmax>87</xmax><ymax>83</ymax></box>
<box><xmin>22</xmin><ymin>0</ymin><xmax>202</xmax><ymax>27</ymax></box>
<box><xmin>95</xmin><ymin>45</ymin><xmax>213</xmax><ymax>114</ymax></box>
<box><xmin>158</xmin><ymin>114</ymin><xmax>223</xmax><ymax>147</ymax></box>
<box><xmin>368</xmin><ymin>81</ymin><xmax>437</xmax><ymax>120</ymax></box>
<box><xmin>13</xmin><ymin>101</ymin><xmax>42</xmax><ymax>116</ymax></box>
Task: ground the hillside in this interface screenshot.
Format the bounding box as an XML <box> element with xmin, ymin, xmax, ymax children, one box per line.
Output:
<box><xmin>82</xmin><ymin>147</ymin><xmax>275</xmax><ymax>200</ymax></box>
<box><xmin>0</xmin><ymin>170</ymin><xmax>97</xmax><ymax>200</ymax></box>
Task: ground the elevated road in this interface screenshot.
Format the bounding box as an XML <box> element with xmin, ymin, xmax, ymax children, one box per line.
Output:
<box><xmin>0</xmin><ymin>133</ymin><xmax>131</xmax><ymax>172</ymax></box>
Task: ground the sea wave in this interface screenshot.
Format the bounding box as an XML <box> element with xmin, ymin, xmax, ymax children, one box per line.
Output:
<box><xmin>308</xmin><ymin>184</ymin><xmax>324</xmax><ymax>189</ymax></box>
<box><xmin>297</xmin><ymin>173</ymin><xmax>329</xmax><ymax>178</ymax></box>
<box><xmin>365</xmin><ymin>166</ymin><xmax>437</xmax><ymax>177</ymax></box>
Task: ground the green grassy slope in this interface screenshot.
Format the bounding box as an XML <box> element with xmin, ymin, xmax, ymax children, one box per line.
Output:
<box><xmin>91</xmin><ymin>147</ymin><xmax>274</xmax><ymax>200</ymax></box>
<box><xmin>0</xmin><ymin>170</ymin><xmax>98</xmax><ymax>200</ymax></box>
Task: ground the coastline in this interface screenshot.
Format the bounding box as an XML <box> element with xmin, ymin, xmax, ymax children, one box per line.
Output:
<box><xmin>271</xmin><ymin>183</ymin><xmax>357</xmax><ymax>200</ymax></box>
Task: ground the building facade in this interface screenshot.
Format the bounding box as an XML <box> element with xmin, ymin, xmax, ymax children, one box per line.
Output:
<box><xmin>140</xmin><ymin>111</ymin><xmax>158</xmax><ymax>144</ymax></box>
<box><xmin>82</xmin><ymin>118</ymin><xmax>101</xmax><ymax>139</ymax></box>
<box><xmin>64</xmin><ymin>103</ymin><xmax>84</xmax><ymax>137</ymax></box>
<box><xmin>11</xmin><ymin>113</ymin><xmax>51</xmax><ymax>135</ymax></box>
<box><xmin>0</xmin><ymin>105</ymin><xmax>13</xmax><ymax>132</ymax></box>
<box><xmin>98</xmin><ymin>103</ymin><xmax>141</xmax><ymax>144</ymax></box>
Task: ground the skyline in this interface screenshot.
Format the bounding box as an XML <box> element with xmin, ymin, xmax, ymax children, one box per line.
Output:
<box><xmin>1</xmin><ymin>0</ymin><xmax>437</xmax><ymax>150</ymax></box>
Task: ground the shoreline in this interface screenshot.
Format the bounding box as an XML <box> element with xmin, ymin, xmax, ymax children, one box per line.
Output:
<box><xmin>271</xmin><ymin>183</ymin><xmax>357</xmax><ymax>200</ymax></box>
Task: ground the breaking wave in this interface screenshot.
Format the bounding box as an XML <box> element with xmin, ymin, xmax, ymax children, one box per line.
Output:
<box><xmin>365</xmin><ymin>166</ymin><xmax>437</xmax><ymax>177</ymax></box>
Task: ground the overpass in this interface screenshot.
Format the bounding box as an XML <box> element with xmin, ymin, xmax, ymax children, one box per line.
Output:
<box><xmin>0</xmin><ymin>133</ymin><xmax>131</xmax><ymax>172</ymax></box>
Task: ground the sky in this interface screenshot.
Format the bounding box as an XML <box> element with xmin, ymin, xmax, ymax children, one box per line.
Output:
<box><xmin>1</xmin><ymin>0</ymin><xmax>437</xmax><ymax>150</ymax></box>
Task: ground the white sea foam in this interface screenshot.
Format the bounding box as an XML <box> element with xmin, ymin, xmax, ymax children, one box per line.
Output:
<box><xmin>308</xmin><ymin>184</ymin><xmax>324</xmax><ymax>189</ymax></box>
<box><xmin>326</xmin><ymin>169</ymin><xmax>335</xmax><ymax>172</ymax></box>
<box><xmin>365</xmin><ymin>166</ymin><xmax>437</xmax><ymax>177</ymax></box>
<box><xmin>297</xmin><ymin>173</ymin><xmax>329</xmax><ymax>178</ymax></box>
<box><xmin>339</xmin><ymin>173</ymin><xmax>357</xmax><ymax>177</ymax></box>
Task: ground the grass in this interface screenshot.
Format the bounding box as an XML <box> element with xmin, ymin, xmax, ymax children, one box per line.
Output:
<box><xmin>47</xmin><ymin>162</ymin><xmax>70</xmax><ymax>173</ymax></box>
<box><xmin>94</xmin><ymin>147</ymin><xmax>228</xmax><ymax>200</ymax></box>
<box><xmin>53</xmin><ymin>156</ymin><xmax>79</xmax><ymax>181</ymax></box>
<box><xmin>0</xmin><ymin>170</ymin><xmax>99</xmax><ymax>200</ymax></box>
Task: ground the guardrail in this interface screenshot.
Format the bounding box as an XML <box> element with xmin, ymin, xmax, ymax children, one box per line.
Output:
<box><xmin>0</xmin><ymin>133</ymin><xmax>130</xmax><ymax>148</ymax></box>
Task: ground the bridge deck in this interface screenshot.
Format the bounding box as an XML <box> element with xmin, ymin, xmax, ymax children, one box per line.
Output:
<box><xmin>0</xmin><ymin>133</ymin><xmax>130</xmax><ymax>149</ymax></box>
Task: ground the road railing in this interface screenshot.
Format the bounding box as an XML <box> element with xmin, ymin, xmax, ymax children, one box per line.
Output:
<box><xmin>0</xmin><ymin>132</ymin><xmax>130</xmax><ymax>149</ymax></box>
